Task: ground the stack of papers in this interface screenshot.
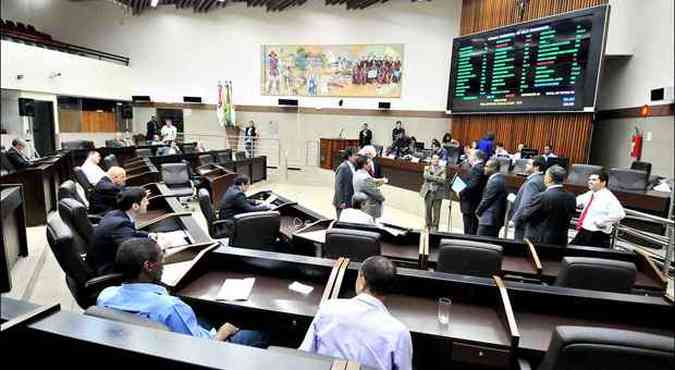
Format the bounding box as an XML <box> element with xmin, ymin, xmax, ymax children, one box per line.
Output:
<box><xmin>157</xmin><ymin>230</ymin><xmax>190</xmax><ymax>249</ymax></box>
<box><xmin>451</xmin><ymin>175</ymin><xmax>467</xmax><ymax>194</ymax></box>
<box><xmin>216</xmin><ymin>277</ymin><xmax>255</xmax><ymax>301</ymax></box>
<box><xmin>289</xmin><ymin>282</ymin><xmax>314</xmax><ymax>295</ymax></box>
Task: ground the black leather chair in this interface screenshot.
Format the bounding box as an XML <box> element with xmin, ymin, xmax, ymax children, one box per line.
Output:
<box><xmin>198</xmin><ymin>154</ymin><xmax>215</xmax><ymax>167</ymax></box>
<box><xmin>324</xmin><ymin>228</ymin><xmax>381</xmax><ymax>262</ymax></box>
<box><xmin>198</xmin><ymin>188</ymin><xmax>230</xmax><ymax>239</ymax></box>
<box><xmin>554</xmin><ymin>257</ymin><xmax>636</xmax><ymax>293</ymax></box>
<box><xmin>217</xmin><ymin>150</ymin><xmax>233</xmax><ymax>164</ymax></box>
<box><xmin>58</xmin><ymin>198</ymin><xmax>97</xmax><ymax>248</ymax></box>
<box><xmin>630</xmin><ymin>161</ymin><xmax>652</xmax><ymax>179</ymax></box>
<box><xmin>445</xmin><ymin>144</ymin><xmax>461</xmax><ymax>165</ymax></box>
<box><xmin>84</xmin><ymin>306</ymin><xmax>170</xmax><ymax>331</ymax></box>
<box><xmin>160</xmin><ymin>163</ymin><xmax>194</xmax><ymax>197</ymax></box>
<box><xmin>230</xmin><ymin>211</ymin><xmax>281</xmax><ymax>250</ymax></box>
<box><xmin>436</xmin><ymin>239</ymin><xmax>503</xmax><ymax>277</ymax></box>
<box><xmin>46</xmin><ymin>214</ymin><xmax>122</xmax><ymax>309</ymax></box>
<box><xmin>135</xmin><ymin>148</ymin><xmax>153</xmax><ymax>158</ymax></box>
<box><xmin>73</xmin><ymin>166</ymin><xmax>95</xmax><ymax>200</ymax></box>
<box><xmin>1</xmin><ymin>151</ymin><xmax>16</xmax><ymax>175</ymax></box>
<box><xmin>102</xmin><ymin>154</ymin><xmax>119</xmax><ymax>171</ymax></box>
<box><xmin>235</xmin><ymin>151</ymin><xmax>247</xmax><ymax>161</ymax></box>
<box><xmin>61</xmin><ymin>140</ymin><xmax>95</xmax><ymax>150</ymax></box>
<box><xmin>519</xmin><ymin>326</ymin><xmax>675</xmax><ymax>370</ymax></box>
<box><xmin>567</xmin><ymin>164</ymin><xmax>603</xmax><ymax>185</ymax></box>
<box><xmin>609</xmin><ymin>168</ymin><xmax>648</xmax><ymax>192</ymax></box>
<box><xmin>58</xmin><ymin>180</ymin><xmax>104</xmax><ymax>223</ymax></box>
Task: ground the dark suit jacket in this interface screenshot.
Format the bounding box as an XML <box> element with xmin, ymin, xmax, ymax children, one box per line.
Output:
<box><xmin>90</xmin><ymin>177</ymin><xmax>123</xmax><ymax>215</ymax></box>
<box><xmin>359</xmin><ymin>129</ymin><xmax>372</xmax><ymax>147</ymax></box>
<box><xmin>459</xmin><ymin>161</ymin><xmax>486</xmax><ymax>214</ymax></box>
<box><xmin>510</xmin><ymin>172</ymin><xmax>546</xmax><ymax>226</ymax></box>
<box><xmin>146</xmin><ymin>120</ymin><xmax>160</xmax><ymax>140</ymax></box>
<box><xmin>520</xmin><ymin>186</ymin><xmax>577</xmax><ymax>246</ymax></box>
<box><xmin>91</xmin><ymin>210</ymin><xmax>149</xmax><ymax>274</ymax></box>
<box><xmin>6</xmin><ymin>148</ymin><xmax>31</xmax><ymax>170</ymax></box>
<box><xmin>218</xmin><ymin>185</ymin><xmax>269</xmax><ymax>220</ymax></box>
<box><xmin>476</xmin><ymin>173</ymin><xmax>507</xmax><ymax>227</ymax></box>
<box><xmin>371</xmin><ymin>158</ymin><xmax>382</xmax><ymax>179</ymax></box>
<box><xmin>333</xmin><ymin>160</ymin><xmax>354</xmax><ymax>207</ymax></box>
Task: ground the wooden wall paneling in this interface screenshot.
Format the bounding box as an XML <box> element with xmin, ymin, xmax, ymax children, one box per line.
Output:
<box><xmin>81</xmin><ymin>111</ymin><xmax>116</xmax><ymax>133</ymax></box>
<box><xmin>57</xmin><ymin>109</ymin><xmax>81</xmax><ymax>133</ymax></box>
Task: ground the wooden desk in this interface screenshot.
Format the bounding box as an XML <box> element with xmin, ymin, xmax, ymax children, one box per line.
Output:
<box><xmin>320</xmin><ymin>138</ymin><xmax>359</xmax><ymax>170</ymax></box>
<box><xmin>1</xmin><ymin>186</ymin><xmax>28</xmax><ymax>291</ymax></box>
<box><xmin>249</xmin><ymin>191</ymin><xmax>328</xmax><ymax>240</ymax></box>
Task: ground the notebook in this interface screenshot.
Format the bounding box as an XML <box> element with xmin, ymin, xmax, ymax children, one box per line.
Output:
<box><xmin>216</xmin><ymin>278</ymin><xmax>255</xmax><ymax>301</ymax></box>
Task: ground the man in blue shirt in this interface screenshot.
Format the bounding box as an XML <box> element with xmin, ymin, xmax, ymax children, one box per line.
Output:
<box><xmin>477</xmin><ymin>131</ymin><xmax>496</xmax><ymax>158</ymax></box>
<box><xmin>97</xmin><ymin>238</ymin><xmax>268</xmax><ymax>347</ymax></box>
<box><xmin>299</xmin><ymin>256</ymin><xmax>412</xmax><ymax>370</ymax></box>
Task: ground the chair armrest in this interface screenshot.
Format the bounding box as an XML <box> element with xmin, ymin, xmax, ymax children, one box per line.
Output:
<box><xmin>516</xmin><ymin>358</ymin><xmax>532</xmax><ymax>370</ymax></box>
<box><xmin>213</xmin><ymin>219</ymin><xmax>232</xmax><ymax>226</ymax></box>
<box><xmin>138</xmin><ymin>212</ymin><xmax>192</xmax><ymax>230</ymax></box>
<box><xmin>88</xmin><ymin>214</ymin><xmax>103</xmax><ymax>224</ymax></box>
<box><xmin>84</xmin><ymin>273</ymin><xmax>124</xmax><ymax>291</ymax></box>
<box><xmin>272</xmin><ymin>201</ymin><xmax>298</xmax><ymax>211</ymax></box>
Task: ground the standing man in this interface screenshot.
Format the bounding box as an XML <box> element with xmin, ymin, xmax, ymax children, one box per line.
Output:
<box><xmin>6</xmin><ymin>138</ymin><xmax>32</xmax><ymax>170</ymax></box>
<box><xmin>300</xmin><ymin>256</ymin><xmax>412</xmax><ymax>370</ymax></box>
<box><xmin>459</xmin><ymin>150</ymin><xmax>487</xmax><ymax>235</ymax></box>
<box><xmin>476</xmin><ymin>159</ymin><xmax>507</xmax><ymax>237</ymax></box>
<box><xmin>509</xmin><ymin>156</ymin><xmax>547</xmax><ymax>240</ymax></box>
<box><xmin>145</xmin><ymin>115</ymin><xmax>160</xmax><ymax>141</ymax></box>
<box><xmin>477</xmin><ymin>131</ymin><xmax>496</xmax><ymax>158</ymax></box>
<box><xmin>333</xmin><ymin>149</ymin><xmax>357</xmax><ymax>218</ymax></box>
<box><xmin>160</xmin><ymin>119</ymin><xmax>177</xmax><ymax>143</ymax></box>
<box><xmin>520</xmin><ymin>165</ymin><xmax>577</xmax><ymax>246</ymax></box>
<box><xmin>570</xmin><ymin>169</ymin><xmax>625</xmax><ymax>248</ymax></box>
<box><xmin>420</xmin><ymin>154</ymin><xmax>447</xmax><ymax>231</ymax></box>
<box><xmin>359</xmin><ymin>123</ymin><xmax>373</xmax><ymax>148</ymax></box>
<box><xmin>392</xmin><ymin>120</ymin><xmax>405</xmax><ymax>144</ymax></box>
<box><xmin>244</xmin><ymin>120</ymin><xmax>257</xmax><ymax>158</ymax></box>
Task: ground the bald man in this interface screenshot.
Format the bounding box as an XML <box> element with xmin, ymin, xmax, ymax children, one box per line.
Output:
<box><xmin>90</xmin><ymin>166</ymin><xmax>127</xmax><ymax>214</ymax></box>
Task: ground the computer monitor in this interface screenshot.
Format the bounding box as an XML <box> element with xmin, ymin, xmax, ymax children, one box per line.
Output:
<box><xmin>609</xmin><ymin>168</ymin><xmax>649</xmax><ymax>192</ymax></box>
<box><xmin>520</xmin><ymin>148</ymin><xmax>539</xmax><ymax>159</ymax></box>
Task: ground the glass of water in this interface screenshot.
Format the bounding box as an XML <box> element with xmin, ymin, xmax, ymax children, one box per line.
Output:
<box><xmin>438</xmin><ymin>297</ymin><xmax>451</xmax><ymax>325</ymax></box>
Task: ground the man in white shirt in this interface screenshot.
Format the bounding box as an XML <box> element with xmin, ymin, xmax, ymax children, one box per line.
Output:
<box><xmin>339</xmin><ymin>192</ymin><xmax>376</xmax><ymax>225</ymax></box>
<box><xmin>299</xmin><ymin>256</ymin><xmax>412</xmax><ymax>370</ymax></box>
<box><xmin>542</xmin><ymin>144</ymin><xmax>558</xmax><ymax>161</ymax></box>
<box><xmin>81</xmin><ymin>151</ymin><xmax>107</xmax><ymax>186</ymax></box>
<box><xmin>570</xmin><ymin>168</ymin><xmax>625</xmax><ymax>248</ymax></box>
<box><xmin>160</xmin><ymin>119</ymin><xmax>177</xmax><ymax>143</ymax></box>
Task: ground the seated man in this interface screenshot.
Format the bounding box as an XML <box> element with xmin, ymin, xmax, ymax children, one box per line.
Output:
<box><xmin>81</xmin><ymin>151</ymin><xmax>107</xmax><ymax>186</ymax></box>
<box><xmin>300</xmin><ymin>256</ymin><xmax>412</xmax><ymax>370</ymax></box>
<box><xmin>339</xmin><ymin>192</ymin><xmax>376</xmax><ymax>225</ymax></box>
<box><xmin>97</xmin><ymin>238</ymin><xmax>268</xmax><ymax>347</ymax></box>
<box><xmin>218</xmin><ymin>175</ymin><xmax>271</xmax><ymax>221</ymax></box>
<box><xmin>91</xmin><ymin>187</ymin><xmax>152</xmax><ymax>274</ymax></box>
<box><xmin>6</xmin><ymin>138</ymin><xmax>32</xmax><ymax>170</ymax></box>
<box><xmin>90</xmin><ymin>166</ymin><xmax>127</xmax><ymax>215</ymax></box>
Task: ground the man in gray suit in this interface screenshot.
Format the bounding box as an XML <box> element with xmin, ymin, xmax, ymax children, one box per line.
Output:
<box><xmin>353</xmin><ymin>155</ymin><xmax>385</xmax><ymax>220</ymax></box>
<box><xmin>420</xmin><ymin>154</ymin><xmax>447</xmax><ymax>231</ymax></box>
<box><xmin>509</xmin><ymin>156</ymin><xmax>547</xmax><ymax>240</ymax></box>
<box><xmin>476</xmin><ymin>160</ymin><xmax>507</xmax><ymax>238</ymax></box>
<box><xmin>333</xmin><ymin>149</ymin><xmax>357</xmax><ymax>218</ymax></box>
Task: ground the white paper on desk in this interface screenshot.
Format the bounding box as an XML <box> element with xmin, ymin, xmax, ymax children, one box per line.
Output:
<box><xmin>451</xmin><ymin>175</ymin><xmax>467</xmax><ymax>194</ymax></box>
<box><xmin>158</xmin><ymin>230</ymin><xmax>190</xmax><ymax>249</ymax></box>
<box><xmin>289</xmin><ymin>282</ymin><xmax>314</xmax><ymax>295</ymax></box>
<box><xmin>216</xmin><ymin>278</ymin><xmax>255</xmax><ymax>301</ymax></box>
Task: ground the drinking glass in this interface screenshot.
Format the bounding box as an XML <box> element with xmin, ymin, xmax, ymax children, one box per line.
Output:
<box><xmin>438</xmin><ymin>297</ymin><xmax>451</xmax><ymax>325</ymax></box>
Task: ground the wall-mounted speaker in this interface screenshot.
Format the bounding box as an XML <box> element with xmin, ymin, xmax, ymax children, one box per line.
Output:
<box><xmin>378</xmin><ymin>102</ymin><xmax>391</xmax><ymax>109</ymax></box>
<box><xmin>131</xmin><ymin>95</ymin><xmax>151</xmax><ymax>102</ymax></box>
<box><xmin>278</xmin><ymin>99</ymin><xmax>298</xmax><ymax>106</ymax></box>
<box><xmin>18</xmin><ymin>98</ymin><xmax>35</xmax><ymax>117</ymax></box>
<box><xmin>121</xmin><ymin>104</ymin><xmax>133</xmax><ymax>119</ymax></box>
<box><xmin>183</xmin><ymin>96</ymin><xmax>202</xmax><ymax>103</ymax></box>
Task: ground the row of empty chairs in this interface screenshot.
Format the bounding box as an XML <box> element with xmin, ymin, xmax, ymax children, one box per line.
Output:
<box><xmin>0</xmin><ymin>18</ymin><xmax>53</xmax><ymax>41</ymax></box>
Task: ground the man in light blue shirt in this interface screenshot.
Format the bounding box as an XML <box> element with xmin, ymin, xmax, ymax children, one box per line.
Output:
<box><xmin>299</xmin><ymin>256</ymin><xmax>412</xmax><ymax>370</ymax></box>
<box><xmin>97</xmin><ymin>238</ymin><xmax>268</xmax><ymax>347</ymax></box>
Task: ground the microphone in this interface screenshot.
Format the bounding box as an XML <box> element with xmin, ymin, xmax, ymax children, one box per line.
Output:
<box><xmin>338</xmin><ymin>128</ymin><xmax>344</xmax><ymax>138</ymax></box>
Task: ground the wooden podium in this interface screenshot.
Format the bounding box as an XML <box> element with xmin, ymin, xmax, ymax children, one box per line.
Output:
<box><xmin>319</xmin><ymin>138</ymin><xmax>358</xmax><ymax>170</ymax></box>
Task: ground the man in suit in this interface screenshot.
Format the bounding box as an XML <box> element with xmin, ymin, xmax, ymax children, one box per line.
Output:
<box><xmin>146</xmin><ymin>115</ymin><xmax>160</xmax><ymax>141</ymax></box>
<box><xmin>420</xmin><ymin>154</ymin><xmax>447</xmax><ymax>231</ymax></box>
<box><xmin>509</xmin><ymin>156</ymin><xmax>547</xmax><ymax>240</ymax></box>
<box><xmin>476</xmin><ymin>160</ymin><xmax>507</xmax><ymax>237</ymax></box>
<box><xmin>459</xmin><ymin>150</ymin><xmax>487</xmax><ymax>235</ymax></box>
<box><xmin>359</xmin><ymin>123</ymin><xmax>373</xmax><ymax>148</ymax></box>
<box><xmin>91</xmin><ymin>187</ymin><xmax>152</xmax><ymax>274</ymax></box>
<box><xmin>244</xmin><ymin>120</ymin><xmax>257</xmax><ymax>158</ymax></box>
<box><xmin>353</xmin><ymin>155</ymin><xmax>385</xmax><ymax>220</ymax></box>
<box><xmin>6</xmin><ymin>138</ymin><xmax>32</xmax><ymax>170</ymax></box>
<box><xmin>218</xmin><ymin>175</ymin><xmax>271</xmax><ymax>221</ymax></box>
<box><xmin>333</xmin><ymin>149</ymin><xmax>358</xmax><ymax>218</ymax></box>
<box><xmin>520</xmin><ymin>165</ymin><xmax>577</xmax><ymax>246</ymax></box>
<box><xmin>90</xmin><ymin>166</ymin><xmax>127</xmax><ymax>215</ymax></box>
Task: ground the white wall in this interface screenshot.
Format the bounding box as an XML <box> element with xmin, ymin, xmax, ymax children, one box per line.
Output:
<box><xmin>2</xmin><ymin>0</ymin><xmax>461</xmax><ymax>111</ymax></box>
<box><xmin>597</xmin><ymin>0</ymin><xmax>674</xmax><ymax>109</ymax></box>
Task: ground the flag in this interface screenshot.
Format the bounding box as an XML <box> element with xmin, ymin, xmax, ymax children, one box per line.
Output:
<box><xmin>216</xmin><ymin>81</ymin><xmax>236</xmax><ymax>127</ymax></box>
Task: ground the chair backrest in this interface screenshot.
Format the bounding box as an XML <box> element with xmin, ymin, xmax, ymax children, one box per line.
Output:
<box><xmin>61</xmin><ymin>140</ymin><xmax>95</xmax><ymax>150</ymax></box>
<box><xmin>437</xmin><ymin>239</ymin><xmax>503</xmax><ymax>277</ymax></box>
<box><xmin>608</xmin><ymin>168</ymin><xmax>648</xmax><ymax>192</ymax></box>
<box><xmin>538</xmin><ymin>326</ymin><xmax>674</xmax><ymax>370</ymax></box>
<box><xmin>554</xmin><ymin>257</ymin><xmax>636</xmax><ymax>293</ymax></box>
<box><xmin>235</xmin><ymin>151</ymin><xmax>247</xmax><ymax>161</ymax></box>
<box><xmin>497</xmin><ymin>157</ymin><xmax>511</xmax><ymax>173</ymax></box>
<box><xmin>84</xmin><ymin>306</ymin><xmax>170</xmax><ymax>332</ymax></box>
<box><xmin>198</xmin><ymin>154</ymin><xmax>214</xmax><ymax>167</ymax></box>
<box><xmin>58</xmin><ymin>180</ymin><xmax>88</xmax><ymax>207</ymax></box>
<box><xmin>445</xmin><ymin>144</ymin><xmax>461</xmax><ymax>165</ymax></box>
<box><xmin>1</xmin><ymin>151</ymin><xmax>16</xmax><ymax>173</ymax></box>
<box><xmin>103</xmin><ymin>154</ymin><xmax>118</xmax><ymax>171</ymax></box>
<box><xmin>46</xmin><ymin>214</ymin><xmax>94</xmax><ymax>292</ymax></box>
<box><xmin>630</xmin><ymin>161</ymin><xmax>652</xmax><ymax>178</ymax></box>
<box><xmin>135</xmin><ymin>148</ymin><xmax>153</xmax><ymax>158</ymax></box>
<box><xmin>567</xmin><ymin>164</ymin><xmax>603</xmax><ymax>185</ymax></box>
<box><xmin>217</xmin><ymin>150</ymin><xmax>233</xmax><ymax>164</ymax></box>
<box><xmin>58</xmin><ymin>198</ymin><xmax>96</xmax><ymax>249</ymax></box>
<box><xmin>181</xmin><ymin>143</ymin><xmax>197</xmax><ymax>153</ymax></box>
<box><xmin>73</xmin><ymin>166</ymin><xmax>95</xmax><ymax>198</ymax></box>
<box><xmin>324</xmin><ymin>228</ymin><xmax>381</xmax><ymax>262</ymax></box>
<box><xmin>231</xmin><ymin>211</ymin><xmax>281</xmax><ymax>248</ymax></box>
<box><xmin>512</xmin><ymin>158</ymin><xmax>529</xmax><ymax>174</ymax></box>
<box><xmin>105</xmin><ymin>140</ymin><xmax>116</xmax><ymax>148</ymax></box>
<box><xmin>161</xmin><ymin>163</ymin><xmax>190</xmax><ymax>187</ymax></box>
<box><xmin>198</xmin><ymin>188</ymin><xmax>216</xmax><ymax>224</ymax></box>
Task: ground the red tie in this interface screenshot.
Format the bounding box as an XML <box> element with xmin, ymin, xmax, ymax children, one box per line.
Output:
<box><xmin>576</xmin><ymin>194</ymin><xmax>594</xmax><ymax>231</ymax></box>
